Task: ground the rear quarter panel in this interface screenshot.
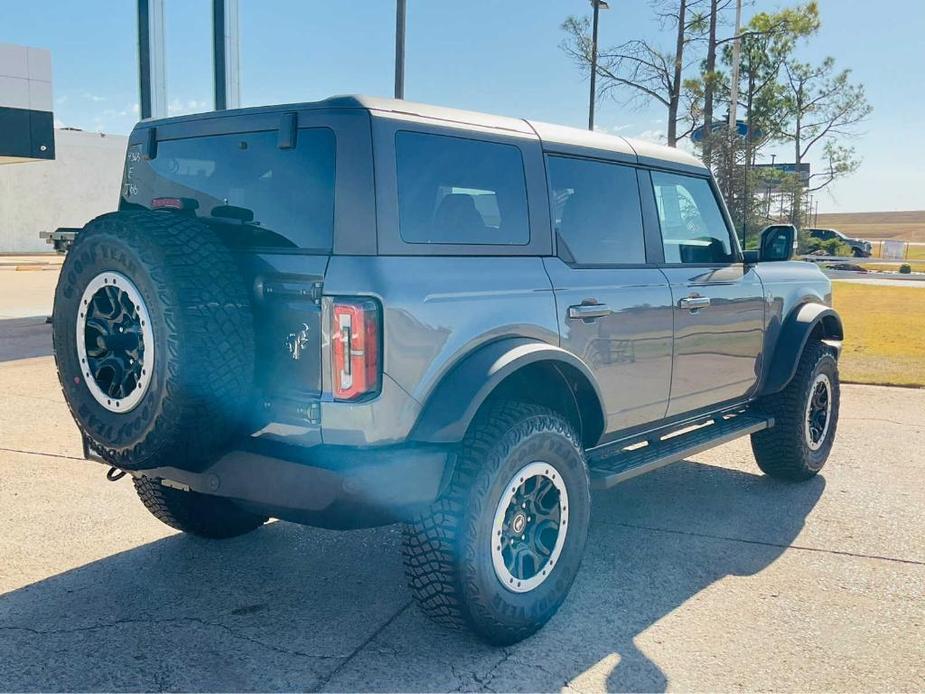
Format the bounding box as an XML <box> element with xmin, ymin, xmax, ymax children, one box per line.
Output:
<box><xmin>320</xmin><ymin>255</ymin><xmax>559</xmax><ymax>443</ymax></box>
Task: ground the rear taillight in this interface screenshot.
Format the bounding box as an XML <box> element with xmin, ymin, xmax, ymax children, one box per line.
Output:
<box><xmin>331</xmin><ymin>299</ymin><xmax>380</xmax><ymax>401</ymax></box>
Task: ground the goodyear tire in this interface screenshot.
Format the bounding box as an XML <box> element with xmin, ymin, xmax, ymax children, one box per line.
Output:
<box><xmin>53</xmin><ymin>210</ymin><xmax>255</xmax><ymax>472</ymax></box>
<box><xmin>133</xmin><ymin>477</ymin><xmax>267</xmax><ymax>539</ymax></box>
<box><xmin>751</xmin><ymin>341</ymin><xmax>839</xmax><ymax>481</ymax></box>
<box><xmin>403</xmin><ymin>402</ymin><xmax>591</xmax><ymax>645</ymax></box>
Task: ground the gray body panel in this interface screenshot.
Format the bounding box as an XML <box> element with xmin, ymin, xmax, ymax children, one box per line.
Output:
<box><xmin>661</xmin><ymin>264</ymin><xmax>766</xmax><ymax>415</ymax></box>
<box><xmin>319</xmin><ymin>255</ymin><xmax>560</xmax><ymax>444</ymax></box>
<box><xmin>122</xmin><ymin>94</ymin><xmax>837</xmax><ymax>453</ymax></box>
<box><xmin>543</xmin><ymin>258</ymin><xmax>673</xmax><ymax>430</ymax></box>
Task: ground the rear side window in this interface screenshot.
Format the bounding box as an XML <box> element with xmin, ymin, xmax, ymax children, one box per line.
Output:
<box><xmin>547</xmin><ymin>155</ymin><xmax>646</xmax><ymax>264</ymax></box>
<box><xmin>128</xmin><ymin>128</ymin><xmax>335</xmax><ymax>250</ymax></box>
<box><xmin>395</xmin><ymin>131</ymin><xmax>530</xmax><ymax>245</ymax></box>
<box><xmin>651</xmin><ymin>172</ymin><xmax>734</xmax><ymax>264</ymax></box>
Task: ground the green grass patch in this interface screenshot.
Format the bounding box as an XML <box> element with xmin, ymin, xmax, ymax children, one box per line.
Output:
<box><xmin>833</xmin><ymin>282</ymin><xmax>925</xmax><ymax>387</ymax></box>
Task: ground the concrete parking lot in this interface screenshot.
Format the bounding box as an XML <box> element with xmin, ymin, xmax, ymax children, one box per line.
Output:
<box><xmin>1</xmin><ymin>270</ymin><xmax>923</xmax><ymax>692</ymax></box>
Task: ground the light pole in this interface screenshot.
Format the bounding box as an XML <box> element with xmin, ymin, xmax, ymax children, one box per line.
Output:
<box><xmin>588</xmin><ymin>0</ymin><xmax>609</xmax><ymax>131</ymax></box>
<box><xmin>395</xmin><ymin>0</ymin><xmax>406</xmax><ymax>99</ymax></box>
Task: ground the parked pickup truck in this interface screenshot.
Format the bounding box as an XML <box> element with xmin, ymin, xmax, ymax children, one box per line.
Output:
<box><xmin>807</xmin><ymin>227</ymin><xmax>872</xmax><ymax>257</ymax></box>
<box><xmin>52</xmin><ymin>96</ymin><xmax>842</xmax><ymax>645</ymax></box>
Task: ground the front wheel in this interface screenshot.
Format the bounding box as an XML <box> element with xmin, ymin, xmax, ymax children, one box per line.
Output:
<box><xmin>751</xmin><ymin>341</ymin><xmax>840</xmax><ymax>481</ymax></box>
<box><xmin>403</xmin><ymin>402</ymin><xmax>591</xmax><ymax>645</ymax></box>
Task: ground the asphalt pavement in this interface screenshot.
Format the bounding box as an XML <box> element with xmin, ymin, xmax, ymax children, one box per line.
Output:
<box><xmin>0</xmin><ymin>269</ymin><xmax>923</xmax><ymax>692</ymax></box>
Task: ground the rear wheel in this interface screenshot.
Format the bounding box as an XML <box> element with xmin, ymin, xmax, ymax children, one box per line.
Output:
<box><xmin>403</xmin><ymin>402</ymin><xmax>591</xmax><ymax>645</ymax></box>
<box><xmin>751</xmin><ymin>341</ymin><xmax>839</xmax><ymax>481</ymax></box>
<box><xmin>134</xmin><ymin>476</ymin><xmax>267</xmax><ymax>539</ymax></box>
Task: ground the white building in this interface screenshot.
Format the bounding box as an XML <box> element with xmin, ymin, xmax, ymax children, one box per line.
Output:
<box><xmin>0</xmin><ymin>128</ymin><xmax>127</xmax><ymax>252</ymax></box>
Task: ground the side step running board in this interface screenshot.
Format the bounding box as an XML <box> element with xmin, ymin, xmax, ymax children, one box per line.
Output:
<box><xmin>588</xmin><ymin>412</ymin><xmax>774</xmax><ymax>490</ymax></box>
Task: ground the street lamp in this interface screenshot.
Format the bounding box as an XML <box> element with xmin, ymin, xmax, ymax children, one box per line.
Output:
<box><xmin>588</xmin><ymin>0</ymin><xmax>610</xmax><ymax>131</ymax></box>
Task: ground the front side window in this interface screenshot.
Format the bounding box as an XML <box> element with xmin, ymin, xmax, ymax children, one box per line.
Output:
<box><xmin>547</xmin><ymin>155</ymin><xmax>646</xmax><ymax>264</ymax></box>
<box><xmin>395</xmin><ymin>131</ymin><xmax>530</xmax><ymax>245</ymax></box>
<box><xmin>126</xmin><ymin>128</ymin><xmax>336</xmax><ymax>250</ymax></box>
<box><xmin>651</xmin><ymin>171</ymin><xmax>735</xmax><ymax>264</ymax></box>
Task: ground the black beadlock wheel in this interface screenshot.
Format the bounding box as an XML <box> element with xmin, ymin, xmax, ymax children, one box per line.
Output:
<box><xmin>402</xmin><ymin>401</ymin><xmax>591</xmax><ymax>645</ymax></box>
<box><xmin>751</xmin><ymin>341</ymin><xmax>840</xmax><ymax>481</ymax></box>
<box><xmin>53</xmin><ymin>210</ymin><xmax>256</xmax><ymax>472</ymax></box>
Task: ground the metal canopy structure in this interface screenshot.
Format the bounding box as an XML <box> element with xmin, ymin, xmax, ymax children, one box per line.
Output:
<box><xmin>211</xmin><ymin>0</ymin><xmax>240</xmax><ymax>111</ymax></box>
<box><xmin>136</xmin><ymin>0</ymin><xmax>407</xmax><ymax>120</ymax></box>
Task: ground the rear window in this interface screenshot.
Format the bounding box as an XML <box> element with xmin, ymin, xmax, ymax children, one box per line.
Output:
<box><xmin>395</xmin><ymin>131</ymin><xmax>530</xmax><ymax>246</ymax></box>
<box><xmin>124</xmin><ymin>128</ymin><xmax>335</xmax><ymax>250</ymax></box>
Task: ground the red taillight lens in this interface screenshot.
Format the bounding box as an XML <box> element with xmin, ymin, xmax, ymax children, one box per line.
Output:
<box><xmin>151</xmin><ymin>197</ymin><xmax>185</xmax><ymax>209</ymax></box>
<box><xmin>331</xmin><ymin>299</ymin><xmax>380</xmax><ymax>401</ymax></box>
<box><xmin>151</xmin><ymin>197</ymin><xmax>198</xmax><ymax>211</ymax></box>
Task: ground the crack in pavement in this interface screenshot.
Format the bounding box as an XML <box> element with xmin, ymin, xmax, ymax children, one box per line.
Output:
<box><xmin>611</xmin><ymin>522</ymin><xmax>925</xmax><ymax>566</ymax></box>
<box><xmin>473</xmin><ymin>646</ymin><xmax>514</xmax><ymax>693</ymax></box>
<box><xmin>0</xmin><ymin>447</ymin><xmax>85</xmax><ymax>462</ymax></box>
<box><xmin>311</xmin><ymin>600</ymin><xmax>413</xmax><ymax>691</ymax></box>
<box><xmin>841</xmin><ymin>416</ymin><xmax>922</xmax><ymax>427</ymax></box>
<box><xmin>0</xmin><ymin>616</ymin><xmax>349</xmax><ymax>662</ymax></box>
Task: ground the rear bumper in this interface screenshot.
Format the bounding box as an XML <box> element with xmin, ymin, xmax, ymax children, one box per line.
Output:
<box><xmin>90</xmin><ymin>437</ymin><xmax>454</xmax><ymax>529</ymax></box>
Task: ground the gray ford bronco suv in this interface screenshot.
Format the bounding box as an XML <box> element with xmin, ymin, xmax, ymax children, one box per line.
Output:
<box><xmin>52</xmin><ymin>96</ymin><xmax>843</xmax><ymax>645</ymax></box>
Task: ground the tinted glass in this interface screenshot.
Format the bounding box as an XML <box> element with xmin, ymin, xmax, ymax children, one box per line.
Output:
<box><xmin>651</xmin><ymin>172</ymin><xmax>734</xmax><ymax>264</ymax></box>
<box><xmin>547</xmin><ymin>156</ymin><xmax>646</xmax><ymax>264</ymax></box>
<box><xmin>124</xmin><ymin>128</ymin><xmax>335</xmax><ymax>250</ymax></box>
<box><xmin>395</xmin><ymin>131</ymin><xmax>530</xmax><ymax>245</ymax></box>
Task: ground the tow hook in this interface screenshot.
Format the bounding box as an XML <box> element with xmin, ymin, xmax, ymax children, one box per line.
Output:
<box><xmin>106</xmin><ymin>467</ymin><xmax>127</xmax><ymax>482</ymax></box>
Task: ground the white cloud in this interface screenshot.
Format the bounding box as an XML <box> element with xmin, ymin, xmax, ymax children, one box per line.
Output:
<box><xmin>81</xmin><ymin>92</ymin><xmax>107</xmax><ymax>103</ymax></box>
<box><xmin>634</xmin><ymin>128</ymin><xmax>667</xmax><ymax>143</ymax></box>
<box><xmin>167</xmin><ymin>98</ymin><xmax>210</xmax><ymax>115</ymax></box>
<box><xmin>597</xmin><ymin>123</ymin><xmax>633</xmax><ymax>134</ymax></box>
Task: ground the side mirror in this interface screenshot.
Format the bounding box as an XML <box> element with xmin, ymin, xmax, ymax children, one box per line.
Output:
<box><xmin>758</xmin><ymin>224</ymin><xmax>796</xmax><ymax>262</ymax></box>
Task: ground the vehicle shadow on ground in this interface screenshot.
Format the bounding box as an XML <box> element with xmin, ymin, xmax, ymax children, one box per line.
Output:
<box><xmin>0</xmin><ymin>317</ymin><xmax>52</xmax><ymax>362</ymax></box>
<box><xmin>0</xmin><ymin>461</ymin><xmax>824</xmax><ymax>692</ymax></box>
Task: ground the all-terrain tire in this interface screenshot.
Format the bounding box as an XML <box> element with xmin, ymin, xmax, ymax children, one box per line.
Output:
<box><xmin>52</xmin><ymin>210</ymin><xmax>255</xmax><ymax>472</ymax></box>
<box><xmin>751</xmin><ymin>340</ymin><xmax>839</xmax><ymax>481</ymax></box>
<box><xmin>134</xmin><ymin>476</ymin><xmax>267</xmax><ymax>539</ymax></box>
<box><xmin>403</xmin><ymin>401</ymin><xmax>591</xmax><ymax>645</ymax></box>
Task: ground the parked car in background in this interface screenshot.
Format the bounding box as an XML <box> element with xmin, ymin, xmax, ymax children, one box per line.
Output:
<box><xmin>807</xmin><ymin>227</ymin><xmax>872</xmax><ymax>257</ymax></box>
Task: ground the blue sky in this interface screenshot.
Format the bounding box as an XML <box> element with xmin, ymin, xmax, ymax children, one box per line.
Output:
<box><xmin>2</xmin><ymin>0</ymin><xmax>922</xmax><ymax>212</ymax></box>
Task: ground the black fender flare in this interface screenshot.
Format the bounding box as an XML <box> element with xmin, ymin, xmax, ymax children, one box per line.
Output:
<box><xmin>410</xmin><ymin>337</ymin><xmax>607</xmax><ymax>444</ymax></box>
<box><xmin>760</xmin><ymin>303</ymin><xmax>843</xmax><ymax>396</ymax></box>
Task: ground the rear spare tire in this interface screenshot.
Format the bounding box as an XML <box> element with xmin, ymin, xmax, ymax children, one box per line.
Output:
<box><xmin>53</xmin><ymin>210</ymin><xmax>255</xmax><ymax>471</ymax></box>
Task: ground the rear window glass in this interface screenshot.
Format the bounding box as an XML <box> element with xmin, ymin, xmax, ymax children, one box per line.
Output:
<box><xmin>125</xmin><ymin>128</ymin><xmax>335</xmax><ymax>250</ymax></box>
<box><xmin>395</xmin><ymin>131</ymin><xmax>530</xmax><ymax>245</ymax></box>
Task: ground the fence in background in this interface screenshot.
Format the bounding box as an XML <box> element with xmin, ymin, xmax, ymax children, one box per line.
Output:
<box><xmin>868</xmin><ymin>241</ymin><xmax>925</xmax><ymax>260</ymax></box>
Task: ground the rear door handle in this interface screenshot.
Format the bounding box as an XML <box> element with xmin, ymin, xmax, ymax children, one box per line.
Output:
<box><xmin>568</xmin><ymin>303</ymin><xmax>613</xmax><ymax>320</ymax></box>
<box><xmin>679</xmin><ymin>296</ymin><xmax>711</xmax><ymax>310</ymax></box>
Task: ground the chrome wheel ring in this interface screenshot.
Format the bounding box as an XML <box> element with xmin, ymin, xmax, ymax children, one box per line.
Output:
<box><xmin>491</xmin><ymin>461</ymin><xmax>569</xmax><ymax>593</ymax></box>
<box><xmin>804</xmin><ymin>373</ymin><xmax>833</xmax><ymax>451</ymax></box>
<box><xmin>76</xmin><ymin>271</ymin><xmax>154</xmax><ymax>413</ymax></box>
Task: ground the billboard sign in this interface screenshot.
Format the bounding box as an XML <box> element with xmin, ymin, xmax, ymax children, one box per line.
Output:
<box><xmin>754</xmin><ymin>162</ymin><xmax>811</xmax><ymax>191</ymax></box>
